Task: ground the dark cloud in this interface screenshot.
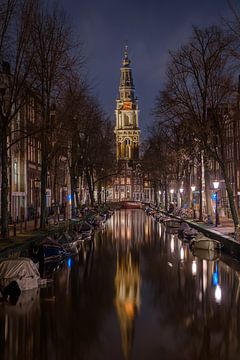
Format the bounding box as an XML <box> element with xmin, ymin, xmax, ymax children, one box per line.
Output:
<box><xmin>58</xmin><ymin>0</ymin><xmax>230</xmax><ymax>136</ymax></box>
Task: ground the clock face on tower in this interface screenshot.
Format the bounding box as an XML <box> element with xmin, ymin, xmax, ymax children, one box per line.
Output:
<box><xmin>123</xmin><ymin>102</ymin><xmax>132</xmax><ymax>110</ymax></box>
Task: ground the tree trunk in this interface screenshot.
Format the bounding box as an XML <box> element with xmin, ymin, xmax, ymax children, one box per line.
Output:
<box><xmin>70</xmin><ymin>170</ymin><xmax>75</xmax><ymax>218</ymax></box>
<box><xmin>222</xmin><ymin>166</ymin><xmax>239</xmax><ymax>230</ymax></box>
<box><xmin>1</xmin><ymin>124</ymin><xmax>9</xmax><ymax>239</ymax></box>
<box><xmin>91</xmin><ymin>170</ymin><xmax>95</xmax><ymax>203</ymax></box>
<box><xmin>104</xmin><ymin>180</ymin><xmax>107</xmax><ymax>203</ymax></box>
<box><xmin>185</xmin><ymin>170</ymin><xmax>191</xmax><ymax>207</ymax></box>
<box><xmin>40</xmin><ymin>139</ymin><xmax>48</xmax><ymax>229</ymax></box>
<box><xmin>204</xmin><ymin>158</ymin><xmax>212</xmax><ymax>217</ymax></box>
<box><xmin>199</xmin><ymin>154</ymin><xmax>203</xmax><ymax>221</ymax></box>
<box><xmin>153</xmin><ymin>181</ymin><xmax>158</xmax><ymax>206</ymax></box>
<box><xmin>97</xmin><ymin>181</ymin><xmax>101</xmax><ymax>204</ymax></box>
<box><xmin>75</xmin><ymin>187</ymin><xmax>80</xmax><ymax>211</ymax></box>
<box><xmin>164</xmin><ymin>179</ymin><xmax>168</xmax><ymax>211</ymax></box>
<box><xmin>86</xmin><ymin>168</ymin><xmax>94</xmax><ymax>207</ymax></box>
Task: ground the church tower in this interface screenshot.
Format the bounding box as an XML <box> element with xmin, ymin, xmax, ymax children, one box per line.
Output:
<box><xmin>115</xmin><ymin>46</ymin><xmax>140</xmax><ymax>162</ymax></box>
<box><xmin>112</xmin><ymin>45</ymin><xmax>143</xmax><ymax>202</ymax></box>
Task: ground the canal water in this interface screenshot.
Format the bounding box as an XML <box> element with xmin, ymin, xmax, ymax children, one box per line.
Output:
<box><xmin>1</xmin><ymin>209</ymin><xmax>240</xmax><ymax>360</ymax></box>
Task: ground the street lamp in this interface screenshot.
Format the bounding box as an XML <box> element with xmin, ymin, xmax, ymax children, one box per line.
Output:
<box><xmin>158</xmin><ymin>190</ymin><xmax>161</xmax><ymax>207</ymax></box>
<box><xmin>170</xmin><ymin>188</ymin><xmax>174</xmax><ymax>202</ymax></box>
<box><xmin>213</xmin><ymin>180</ymin><xmax>220</xmax><ymax>227</ymax></box>
<box><xmin>191</xmin><ymin>185</ymin><xmax>196</xmax><ymax>219</ymax></box>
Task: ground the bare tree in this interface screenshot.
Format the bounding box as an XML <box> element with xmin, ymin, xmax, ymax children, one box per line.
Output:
<box><xmin>59</xmin><ymin>75</ymin><xmax>115</xmax><ymax>214</ymax></box>
<box><xmin>31</xmin><ymin>1</ymin><xmax>77</xmax><ymax>228</ymax></box>
<box><xmin>154</xmin><ymin>26</ymin><xmax>239</xmax><ymax>229</ymax></box>
<box><xmin>142</xmin><ymin>122</ymin><xmax>192</xmax><ymax>210</ymax></box>
<box><xmin>0</xmin><ymin>0</ymin><xmax>36</xmax><ymax>239</ymax></box>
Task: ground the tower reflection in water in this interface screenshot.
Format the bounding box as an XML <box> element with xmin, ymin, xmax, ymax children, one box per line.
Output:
<box><xmin>111</xmin><ymin>210</ymin><xmax>143</xmax><ymax>359</ymax></box>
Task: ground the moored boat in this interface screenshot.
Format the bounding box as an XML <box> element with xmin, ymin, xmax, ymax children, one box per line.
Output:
<box><xmin>57</xmin><ymin>232</ymin><xmax>79</xmax><ymax>255</ymax></box>
<box><xmin>164</xmin><ymin>218</ymin><xmax>181</xmax><ymax>228</ymax></box>
<box><xmin>0</xmin><ymin>258</ymin><xmax>40</xmax><ymax>292</ymax></box>
<box><xmin>192</xmin><ymin>248</ymin><xmax>219</xmax><ymax>261</ymax></box>
<box><xmin>190</xmin><ymin>234</ymin><xmax>221</xmax><ymax>251</ymax></box>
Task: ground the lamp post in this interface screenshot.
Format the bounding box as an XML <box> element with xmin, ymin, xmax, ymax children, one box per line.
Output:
<box><xmin>158</xmin><ymin>190</ymin><xmax>161</xmax><ymax>207</ymax></box>
<box><xmin>170</xmin><ymin>188</ymin><xmax>174</xmax><ymax>203</ymax></box>
<box><xmin>191</xmin><ymin>185</ymin><xmax>196</xmax><ymax>219</ymax></box>
<box><xmin>213</xmin><ymin>180</ymin><xmax>220</xmax><ymax>227</ymax></box>
<box><xmin>179</xmin><ymin>188</ymin><xmax>184</xmax><ymax>208</ymax></box>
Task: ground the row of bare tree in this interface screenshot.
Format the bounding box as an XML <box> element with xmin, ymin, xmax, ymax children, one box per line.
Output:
<box><xmin>144</xmin><ymin>5</ymin><xmax>240</xmax><ymax>232</ymax></box>
<box><xmin>0</xmin><ymin>0</ymin><xmax>115</xmax><ymax>239</ymax></box>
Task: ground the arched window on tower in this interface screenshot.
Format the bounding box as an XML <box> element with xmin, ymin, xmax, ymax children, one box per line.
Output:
<box><xmin>125</xmin><ymin>138</ymin><xmax>131</xmax><ymax>159</ymax></box>
<box><xmin>124</xmin><ymin>114</ymin><xmax>132</xmax><ymax>126</ymax></box>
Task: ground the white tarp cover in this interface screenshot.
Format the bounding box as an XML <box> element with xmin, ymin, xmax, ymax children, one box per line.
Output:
<box><xmin>0</xmin><ymin>258</ymin><xmax>40</xmax><ymax>291</ymax></box>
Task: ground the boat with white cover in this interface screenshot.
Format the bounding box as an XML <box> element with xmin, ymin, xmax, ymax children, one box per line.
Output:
<box><xmin>0</xmin><ymin>258</ymin><xmax>40</xmax><ymax>291</ymax></box>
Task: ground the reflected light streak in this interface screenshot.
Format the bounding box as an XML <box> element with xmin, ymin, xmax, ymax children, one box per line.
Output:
<box><xmin>212</xmin><ymin>262</ymin><xmax>219</xmax><ymax>286</ymax></box>
<box><xmin>203</xmin><ymin>260</ymin><xmax>207</xmax><ymax>293</ymax></box>
<box><xmin>215</xmin><ymin>284</ymin><xmax>222</xmax><ymax>304</ymax></box>
<box><xmin>170</xmin><ymin>236</ymin><xmax>174</xmax><ymax>253</ymax></box>
<box><xmin>192</xmin><ymin>260</ymin><xmax>197</xmax><ymax>276</ymax></box>
<box><xmin>67</xmin><ymin>258</ymin><xmax>72</xmax><ymax>269</ymax></box>
<box><xmin>158</xmin><ymin>224</ymin><xmax>162</xmax><ymax>237</ymax></box>
<box><xmin>180</xmin><ymin>247</ymin><xmax>184</xmax><ymax>261</ymax></box>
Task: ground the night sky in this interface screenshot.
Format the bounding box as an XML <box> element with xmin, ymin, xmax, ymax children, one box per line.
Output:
<box><xmin>59</xmin><ymin>0</ymin><xmax>230</xmax><ymax>136</ymax></box>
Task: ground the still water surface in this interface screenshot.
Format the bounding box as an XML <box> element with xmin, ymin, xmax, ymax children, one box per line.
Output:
<box><xmin>1</xmin><ymin>209</ymin><xmax>240</xmax><ymax>360</ymax></box>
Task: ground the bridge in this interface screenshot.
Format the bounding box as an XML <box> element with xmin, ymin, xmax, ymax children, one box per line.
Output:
<box><xmin>117</xmin><ymin>201</ymin><xmax>145</xmax><ymax>209</ymax></box>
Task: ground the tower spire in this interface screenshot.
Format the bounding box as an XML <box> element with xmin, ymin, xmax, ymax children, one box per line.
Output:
<box><xmin>123</xmin><ymin>43</ymin><xmax>130</xmax><ymax>67</ymax></box>
<box><xmin>114</xmin><ymin>45</ymin><xmax>140</xmax><ymax>162</ymax></box>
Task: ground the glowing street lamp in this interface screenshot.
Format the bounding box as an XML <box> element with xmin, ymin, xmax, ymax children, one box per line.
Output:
<box><xmin>170</xmin><ymin>188</ymin><xmax>174</xmax><ymax>202</ymax></box>
<box><xmin>158</xmin><ymin>190</ymin><xmax>161</xmax><ymax>207</ymax></box>
<box><xmin>213</xmin><ymin>180</ymin><xmax>220</xmax><ymax>227</ymax></box>
<box><xmin>213</xmin><ymin>180</ymin><xmax>220</xmax><ymax>190</ymax></box>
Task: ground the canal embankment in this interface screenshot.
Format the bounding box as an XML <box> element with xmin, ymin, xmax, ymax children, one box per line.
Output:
<box><xmin>159</xmin><ymin>210</ymin><xmax>240</xmax><ymax>261</ymax></box>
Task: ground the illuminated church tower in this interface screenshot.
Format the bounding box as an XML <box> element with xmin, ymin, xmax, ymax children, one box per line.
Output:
<box><xmin>115</xmin><ymin>251</ymin><xmax>141</xmax><ymax>359</ymax></box>
<box><xmin>112</xmin><ymin>46</ymin><xmax>143</xmax><ymax>202</ymax></box>
<box><xmin>114</xmin><ymin>46</ymin><xmax>140</xmax><ymax>161</ymax></box>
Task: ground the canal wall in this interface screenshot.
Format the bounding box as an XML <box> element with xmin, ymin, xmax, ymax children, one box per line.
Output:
<box><xmin>0</xmin><ymin>222</ymin><xmax>71</xmax><ymax>259</ymax></box>
<box><xmin>159</xmin><ymin>210</ymin><xmax>240</xmax><ymax>261</ymax></box>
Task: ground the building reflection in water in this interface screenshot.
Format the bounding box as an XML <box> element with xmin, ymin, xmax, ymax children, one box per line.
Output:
<box><xmin>115</xmin><ymin>250</ymin><xmax>140</xmax><ymax>359</ymax></box>
<box><xmin>161</xmin><ymin>229</ymin><xmax>240</xmax><ymax>358</ymax></box>
<box><xmin>111</xmin><ymin>210</ymin><xmax>143</xmax><ymax>359</ymax></box>
<box><xmin>2</xmin><ymin>210</ymin><xmax>240</xmax><ymax>359</ymax></box>
<box><xmin>109</xmin><ymin>209</ymin><xmax>154</xmax><ymax>249</ymax></box>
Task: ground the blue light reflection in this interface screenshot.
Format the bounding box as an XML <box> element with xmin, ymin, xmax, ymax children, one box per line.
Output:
<box><xmin>67</xmin><ymin>257</ymin><xmax>72</xmax><ymax>269</ymax></box>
